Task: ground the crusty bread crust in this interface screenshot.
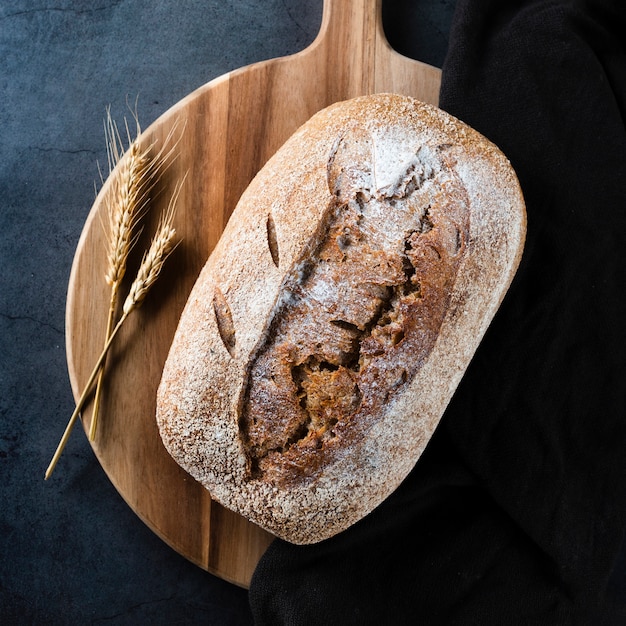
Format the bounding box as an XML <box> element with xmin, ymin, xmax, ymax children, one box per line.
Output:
<box><xmin>156</xmin><ymin>94</ymin><xmax>526</xmax><ymax>544</ymax></box>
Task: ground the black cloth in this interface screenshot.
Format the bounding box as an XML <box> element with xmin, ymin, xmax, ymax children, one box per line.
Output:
<box><xmin>248</xmin><ymin>1</ymin><xmax>626</xmax><ymax>623</ymax></box>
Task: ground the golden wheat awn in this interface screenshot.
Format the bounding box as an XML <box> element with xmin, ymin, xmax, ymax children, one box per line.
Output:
<box><xmin>123</xmin><ymin>186</ymin><xmax>181</xmax><ymax>315</ymax></box>
<box><xmin>106</xmin><ymin>110</ymin><xmax>149</xmax><ymax>269</ymax></box>
<box><xmin>100</xmin><ymin>104</ymin><xmax>182</xmax><ymax>287</ymax></box>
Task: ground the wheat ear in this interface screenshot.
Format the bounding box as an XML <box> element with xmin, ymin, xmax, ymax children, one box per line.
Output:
<box><xmin>122</xmin><ymin>179</ymin><xmax>182</xmax><ymax>316</ymax></box>
<box><xmin>45</xmin><ymin>180</ymin><xmax>182</xmax><ymax>480</ymax></box>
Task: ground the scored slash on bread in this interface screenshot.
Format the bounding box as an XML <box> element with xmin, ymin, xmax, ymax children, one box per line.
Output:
<box><xmin>156</xmin><ymin>93</ymin><xmax>526</xmax><ymax>544</ymax></box>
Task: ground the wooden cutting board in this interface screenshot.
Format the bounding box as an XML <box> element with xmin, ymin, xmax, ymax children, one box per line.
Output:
<box><xmin>65</xmin><ymin>0</ymin><xmax>441</xmax><ymax>588</ymax></box>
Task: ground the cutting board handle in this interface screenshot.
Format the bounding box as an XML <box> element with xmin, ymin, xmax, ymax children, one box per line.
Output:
<box><xmin>303</xmin><ymin>0</ymin><xmax>413</xmax><ymax>97</ymax></box>
<box><xmin>317</xmin><ymin>0</ymin><xmax>385</xmax><ymax>48</ymax></box>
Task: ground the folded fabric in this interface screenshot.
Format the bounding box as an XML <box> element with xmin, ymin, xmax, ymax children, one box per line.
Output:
<box><xmin>248</xmin><ymin>1</ymin><xmax>626</xmax><ymax>623</ymax></box>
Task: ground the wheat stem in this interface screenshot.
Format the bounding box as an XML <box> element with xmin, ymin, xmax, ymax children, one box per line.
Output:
<box><xmin>88</xmin><ymin>282</ymin><xmax>120</xmax><ymax>441</ymax></box>
<box><xmin>45</xmin><ymin>312</ymin><xmax>129</xmax><ymax>480</ymax></box>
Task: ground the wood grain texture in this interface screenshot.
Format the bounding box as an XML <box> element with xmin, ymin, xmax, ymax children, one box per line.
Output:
<box><xmin>65</xmin><ymin>0</ymin><xmax>441</xmax><ymax>588</ymax></box>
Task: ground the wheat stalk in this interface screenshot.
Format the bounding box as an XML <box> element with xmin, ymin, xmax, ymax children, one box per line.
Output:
<box><xmin>89</xmin><ymin>106</ymin><xmax>184</xmax><ymax>441</ymax></box>
<box><xmin>45</xmin><ymin>183</ymin><xmax>182</xmax><ymax>480</ymax></box>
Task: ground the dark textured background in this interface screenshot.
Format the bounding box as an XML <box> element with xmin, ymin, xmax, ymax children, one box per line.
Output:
<box><xmin>0</xmin><ymin>1</ymin><xmax>456</xmax><ymax>623</ymax></box>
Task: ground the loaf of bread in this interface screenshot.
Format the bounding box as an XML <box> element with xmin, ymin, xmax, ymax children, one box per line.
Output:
<box><xmin>156</xmin><ymin>93</ymin><xmax>526</xmax><ymax>544</ymax></box>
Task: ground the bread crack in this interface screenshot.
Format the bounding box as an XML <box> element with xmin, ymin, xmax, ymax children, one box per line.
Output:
<box><xmin>239</xmin><ymin>144</ymin><xmax>470</xmax><ymax>485</ymax></box>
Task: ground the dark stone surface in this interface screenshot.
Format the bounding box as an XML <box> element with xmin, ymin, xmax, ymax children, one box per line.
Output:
<box><xmin>0</xmin><ymin>1</ymin><xmax>455</xmax><ymax>623</ymax></box>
